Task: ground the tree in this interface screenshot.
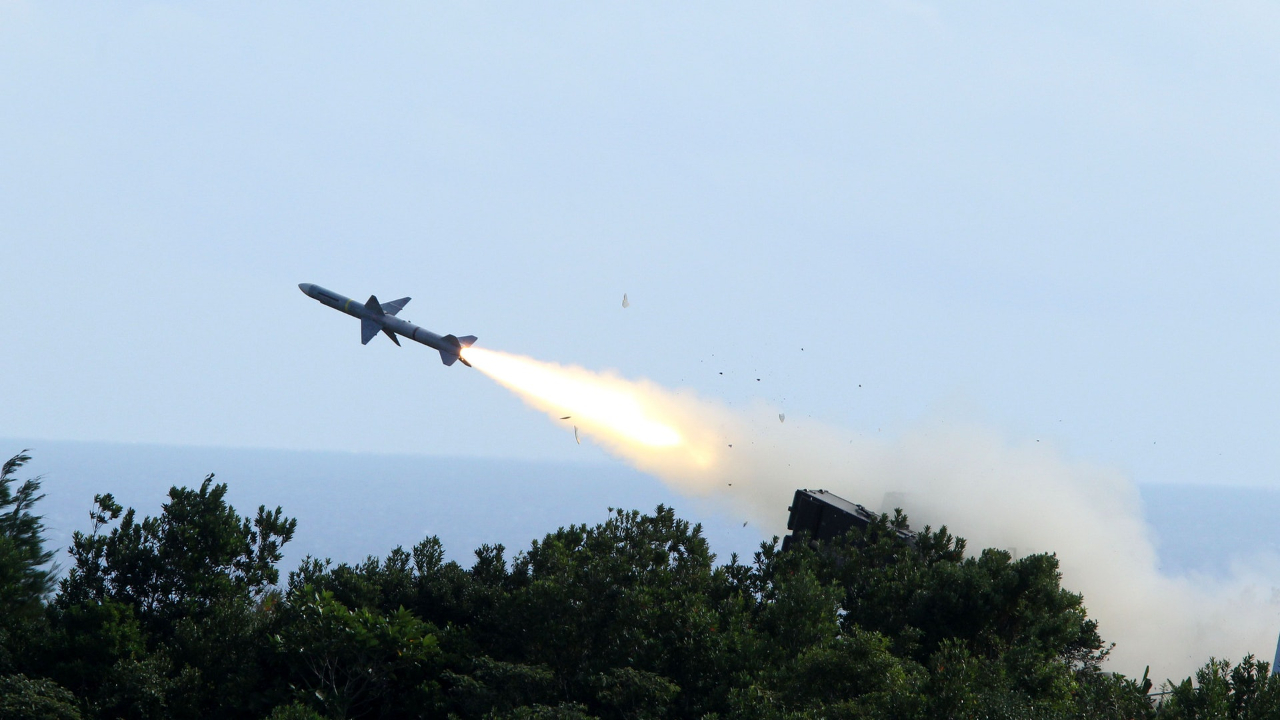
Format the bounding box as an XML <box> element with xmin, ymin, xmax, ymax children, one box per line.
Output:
<box><xmin>49</xmin><ymin>477</ymin><xmax>297</xmax><ymax>719</ymax></box>
<box><xmin>271</xmin><ymin>587</ymin><xmax>439</xmax><ymax>719</ymax></box>
<box><xmin>498</xmin><ymin>506</ymin><xmax>720</xmax><ymax>718</ymax></box>
<box><xmin>60</xmin><ymin>477</ymin><xmax>295</xmax><ymax>624</ymax></box>
<box><xmin>0</xmin><ymin>674</ymin><xmax>82</xmax><ymax>720</ymax></box>
<box><xmin>1157</xmin><ymin>655</ymin><xmax>1280</xmax><ymax>720</ymax></box>
<box><xmin>0</xmin><ymin>451</ymin><xmax>56</xmax><ymax>619</ymax></box>
<box><xmin>0</xmin><ymin>451</ymin><xmax>57</xmax><ymax>677</ymax></box>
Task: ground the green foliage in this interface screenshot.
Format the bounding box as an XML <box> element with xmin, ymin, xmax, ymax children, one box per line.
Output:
<box><xmin>0</xmin><ymin>674</ymin><xmax>81</xmax><ymax>720</ymax></box>
<box><xmin>1074</xmin><ymin>668</ymin><xmax>1157</xmax><ymax>720</ymax></box>
<box><xmin>264</xmin><ymin>703</ymin><xmax>326</xmax><ymax>720</ymax></box>
<box><xmin>40</xmin><ymin>474</ymin><xmax>297</xmax><ymax>719</ymax></box>
<box><xmin>0</xmin><ymin>452</ymin><xmax>56</xmax><ymax>662</ymax></box>
<box><xmin>1157</xmin><ymin>656</ymin><xmax>1280</xmax><ymax>720</ymax></box>
<box><xmin>92</xmin><ymin>650</ymin><xmax>200</xmax><ymax>720</ymax></box>
<box><xmin>39</xmin><ymin>598</ymin><xmax>145</xmax><ymax>698</ymax></box>
<box><xmin>486</xmin><ymin>704</ymin><xmax>596</xmax><ymax>720</ymax></box>
<box><xmin>499</xmin><ymin>508</ymin><xmax>714</xmax><ymax>707</ymax></box>
<box><xmin>60</xmin><ymin>476</ymin><xmax>295</xmax><ymax>624</ymax></box>
<box><xmin>0</xmin><ymin>452</ymin><xmax>59</xmax><ymax>683</ymax></box>
<box><xmin>442</xmin><ymin>656</ymin><xmax>560</xmax><ymax>717</ymax></box>
<box><xmin>271</xmin><ymin>587</ymin><xmax>439</xmax><ymax>719</ymax></box>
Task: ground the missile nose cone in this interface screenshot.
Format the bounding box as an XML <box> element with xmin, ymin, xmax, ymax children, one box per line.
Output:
<box><xmin>298</xmin><ymin>283</ymin><xmax>312</xmax><ymax>295</ymax></box>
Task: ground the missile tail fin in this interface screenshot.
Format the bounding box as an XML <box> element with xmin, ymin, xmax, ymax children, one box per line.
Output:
<box><xmin>437</xmin><ymin>333</ymin><xmax>474</xmax><ymax>367</ymax></box>
<box><xmin>360</xmin><ymin>318</ymin><xmax>381</xmax><ymax>345</ymax></box>
<box><xmin>382</xmin><ymin>328</ymin><xmax>401</xmax><ymax>346</ymax></box>
<box><xmin>455</xmin><ymin>335</ymin><xmax>476</xmax><ymax>366</ymax></box>
<box><xmin>364</xmin><ymin>295</ymin><xmax>385</xmax><ymax>316</ymax></box>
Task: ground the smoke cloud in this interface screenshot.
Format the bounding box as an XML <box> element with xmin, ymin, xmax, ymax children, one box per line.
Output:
<box><xmin>463</xmin><ymin>347</ymin><xmax>1280</xmax><ymax>682</ymax></box>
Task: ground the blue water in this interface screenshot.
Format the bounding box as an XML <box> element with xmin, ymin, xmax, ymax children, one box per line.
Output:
<box><xmin>2</xmin><ymin>438</ymin><xmax>765</xmax><ymax>573</ymax></box>
<box><xmin>5</xmin><ymin>438</ymin><xmax>1275</xmax><ymax>579</ymax></box>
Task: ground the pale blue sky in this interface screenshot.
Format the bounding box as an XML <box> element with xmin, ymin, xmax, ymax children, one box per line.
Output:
<box><xmin>2</xmin><ymin>2</ymin><xmax>1277</xmax><ymax>489</ymax></box>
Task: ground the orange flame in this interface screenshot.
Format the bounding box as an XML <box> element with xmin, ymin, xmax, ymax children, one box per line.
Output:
<box><xmin>462</xmin><ymin>347</ymin><xmax>683</xmax><ymax>447</ymax></box>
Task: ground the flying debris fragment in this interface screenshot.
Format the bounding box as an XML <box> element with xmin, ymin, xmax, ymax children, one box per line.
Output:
<box><xmin>622</xmin><ymin>293</ymin><xmax>630</xmax><ymax>308</ymax></box>
<box><xmin>778</xmin><ymin>413</ymin><xmax>785</xmax><ymax>423</ymax></box>
<box><xmin>298</xmin><ymin>283</ymin><xmax>476</xmax><ymax>367</ymax></box>
<box><xmin>574</xmin><ymin>426</ymin><xmax>580</xmax><ymax>444</ymax></box>
<box><xmin>560</xmin><ymin>416</ymin><xmax>571</xmax><ymax>420</ymax></box>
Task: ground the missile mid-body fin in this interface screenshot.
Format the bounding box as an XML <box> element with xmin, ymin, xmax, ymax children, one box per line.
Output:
<box><xmin>360</xmin><ymin>318</ymin><xmax>381</xmax><ymax>345</ymax></box>
<box><xmin>359</xmin><ymin>295</ymin><xmax>400</xmax><ymax>345</ymax></box>
<box><xmin>381</xmin><ymin>297</ymin><xmax>410</xmax><ymax>316</ymax></box>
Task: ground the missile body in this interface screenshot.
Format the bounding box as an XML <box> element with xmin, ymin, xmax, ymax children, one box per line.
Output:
<box><xmin>299</xmin><ymin>283</ymin><xmax>476</xmax><ymax>366</ymax></box>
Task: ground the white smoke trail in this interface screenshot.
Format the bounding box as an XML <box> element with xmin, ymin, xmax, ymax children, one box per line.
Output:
<box><xmin>462</xmin><ymin>347</ymin><xmax>1280</xmax><ymax>681</ymax></box>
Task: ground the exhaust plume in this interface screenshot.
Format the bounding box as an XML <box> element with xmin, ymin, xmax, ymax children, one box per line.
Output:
<box><xmin>462</xmin><ymin>346</ymin><xmax>1280</xmax><ymax>681</ymax></box>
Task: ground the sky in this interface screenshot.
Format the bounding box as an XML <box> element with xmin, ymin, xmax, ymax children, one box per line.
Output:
<box><xmin>2</xmin><ymin>1</ymin><xmax>1279</xmax><ymax>492</ymax></box>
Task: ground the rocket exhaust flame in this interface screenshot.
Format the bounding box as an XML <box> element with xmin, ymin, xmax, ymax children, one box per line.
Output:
<box><xmin>461</xmin><ymin>348</ymin><xmax>722</xmax><ymax>475</ymax></box>
<box><xmin>462</xmin><ymin>348</ymin><xmax>680</xmax><ymax>447</ymax></box>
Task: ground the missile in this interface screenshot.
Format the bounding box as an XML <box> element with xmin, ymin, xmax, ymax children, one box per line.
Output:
<box><xmin>298</xmin><ymin>283</ymin><xmax>476</xmax><ymax>367</ymax></box>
